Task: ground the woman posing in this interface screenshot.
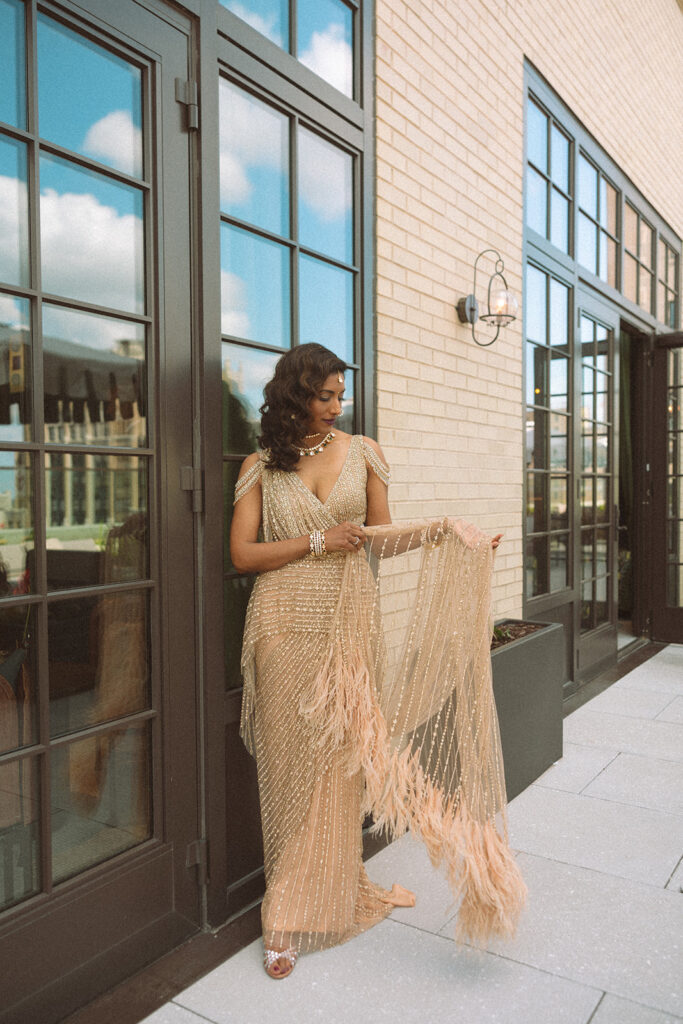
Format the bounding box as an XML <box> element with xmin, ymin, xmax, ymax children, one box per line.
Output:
<box><xmin>230</xmin><ymin>343</ymin><xmax>523</xmax><ymax>980</ymax></box>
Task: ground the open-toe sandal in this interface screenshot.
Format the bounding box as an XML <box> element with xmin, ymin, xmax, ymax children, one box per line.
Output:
<box><xmin>263</xmin><ymin>947</ymin><xmax>298</xmax><ymax>979</ymax></box>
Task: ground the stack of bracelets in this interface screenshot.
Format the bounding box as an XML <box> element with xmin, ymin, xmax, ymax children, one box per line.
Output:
<box><xmin>309</xmin><ymin>530</ymin><xmax>327</xmax><ymax>556</ymax></box>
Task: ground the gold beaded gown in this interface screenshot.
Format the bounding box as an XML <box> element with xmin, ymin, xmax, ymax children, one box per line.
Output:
<box><xmin>235</xmin><ymin>435</ymin><xmax>526</xmax><ymax>956</ymax></box>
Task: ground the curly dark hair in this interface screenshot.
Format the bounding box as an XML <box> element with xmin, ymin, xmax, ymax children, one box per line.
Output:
<box><xmin>259</xmin><ymin>343</ymin><xmax>347</xmax><ymax>472</ymax></box>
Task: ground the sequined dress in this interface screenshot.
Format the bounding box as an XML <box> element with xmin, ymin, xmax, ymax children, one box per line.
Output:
<box><xmin>235</xmin><ymin>434</ymin><xmax>526</xmax><ymax>955</ymax></box>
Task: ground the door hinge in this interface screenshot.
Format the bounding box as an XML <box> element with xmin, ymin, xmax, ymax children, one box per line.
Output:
<box><xmin>186</xmin><ymin>838</ymin><xmax>208</xmax><ymax>886</ymax></box>
<box><xmin>175</xmin><ymin>78</ymin><xmax>199</xmax><ymax>131</ymax></box>
<box><xmin>180</xmin><ymin>465</ymin><xmax>203</xmax><ymax>512</ymax></box>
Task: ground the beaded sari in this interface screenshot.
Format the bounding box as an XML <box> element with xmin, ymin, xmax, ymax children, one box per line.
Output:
<box><xmin>235</xmin><ymin>434</ymin><xmax>525</xmax><ymax>955</ymax></box>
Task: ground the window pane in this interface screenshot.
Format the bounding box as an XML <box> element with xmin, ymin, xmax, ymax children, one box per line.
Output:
<box><xmin>0</xmin><ymin>295</ymin><xmax>31</xmax><ymax>442</ymax></box>
<box><xmin>0</xmin><ymin>604</ymin><xmax>37</xmax><ymax>751</ymax></box>
<box><xmin>526</xmin><ymin>342</ymin><xmax>547</xmax><ymax>407</ymax></box>
<box><xmin>527</xmin><ymin>99</ymin><xmax>548</xmax><ymax>173</ymax></box>
<box><xmin>298</xmin><ymin>127</ymin><xmax>353</xmax><ymax>263</ymax></box>
<box><xmin>526</xmin><ymin>407</ymin><xmax>547</xmax><ymax>469</ymax></box>
<box><xmin>600</xmin><ymin>179</ymin><xmax>618</xmax><ymax>235</ymax></box>
<box><xmin>624</xmin><ymin>253</ymin><xmax>637</xmax><ymax>304</ymax></box>
<box><xmin>582</xmin><ymin>364</ymin><xmax>594</xmax><ymax>419</ymax></box>
<box><xmin>0</xmin><ymin>755</ymin><xmax>40</xmax><ymax>909</ymax></box>
<box><xmin>595</xmin><ymin>476</ymin><xmax>609</xmax><ymax>523</ymax></box>
<box><xmin>550</xmin><ymin>413</ymin><xmax>568</xmax><ymax>468</ymax></box>
<box><xmin>624</xmin><ymin>203</ymin><xmax>638</xmax><ymax>252</ymax></box>
<box><xmin>596</xmin><ymin>425</ymin><xmax>609</xmax><ymax>471</ymax></box>
<box><xmin>578</xmin><ymin>213</ymin><xmax>597</xmax><ymax>274</ymax></box>
<box><xmin>549</xmin><ymin>279</ymin><xmax>569</xmax><ymax>349</ymax></box>
<box><xmin>549</xmin><ymin>352</ymin><xmax>568</xmax><ymax>413</ymax></box>
<box><xmin>219</xmin><ymin>0</ymin><xmax>288</xmax><ymax>48</ymax></box>
<box><xmin>0</xmin><ymin>0</ymin><xmax>26</xmax><ymax>129</ymax></box>
<box><xmin>578</xmin><ymin>155</ymin><xmax>597</xmax><ymax>218</ymax></box>
<box><xmin>526</xmin><ymin>471</ymin><xmax>547</xmax><ymax>533</ymax></box>
<box><xmin>581</xmin><ymin>578</ymin><xmax>593</xmax><ymax>632</ymax></box>
<box><xmin>595</xmin><ymin>527</ymin><xmax>609</xmax><ymax>577</ymax></box>
<box><xmin>550</xmin><ymin>477</ymin><xmax>568</xmax><ymax>530</ymax></box>
<box><xmin>582</xmin><ymin>422</ymin><xmax>594</xmax><ymax>471</ymax></box>
<box><xmin>219</xmin><ymin>79</ymin><xmax>289</xmax><ymax>238</ymax></box>
<box><xmin>526</xmin><ymin>264</ymin><xmax>546</xmax><ymax>344</ymax></box>
<box><xmin>51</xmin><ymin>721</ymin><xmax>151</xmax><ymax>883</ymax></box>
<box><xmin>37</xmin><ymin>14</ymin><xmax>143</xmax><ymax>178</ymax></box>
<box><xmin>526</xmin><ymin>166</ymin><xmax>547</xmax><ymax>236</ymax></box>
<box><xmin>595</xmin><ymin>371</ymin><xmax>609</xmax><ymax>423</ymax></box>
<box><xmin>0</xmin><ymin>451</ymin><xmax>33</xmax><ymax>591</ymax></box>
<box><xmin>550</xmin><ymin>534</ymin><xmax>568</xmax><ymax>591</ymax></box>
<box><xmin>600</xmin><ymin>233</ymin><xmax>617</xmax><ymax>289</ymax></box>
<box><xmin>639</xmin><ymin>220</ymin><xmax>653</xmax><ymax>267</ymax></box>
<box><xmin>221</xmin><ymin>223</ymin><xmax>290</xmax><ymax>347</ymax></box>
<box><xmin>550</xmin><ymin>189</ymin><xmax>568</xmax><ymax>253</ymax></box>
<box><xmin>580</xmin><ymin>477</ymin><xmax>593</xmax><ymax>524</ymax></box>
<box><xmin>299</xmin><ymin>255</ymin><xmax>353</xmax><ymax>363</ymax></box>
<box><xmin>639</xmin><ymin>269</ymin><xmax>652</xmax><ymax>311</ymax></box>
<box><xmin>525</xmin><ymin>535</ymin><xmax>548</xmax><ymax>597</ymax></box>
<box><xmin>298</xmin><ymin>0</ymin><xmax>353</xmax><ymax>98</ymax></box>
<box><xmin>222</xmin><ymin>341</ymin><xmax>279</xmax><ymax>454</ymax></box>
<box><xmin>0</xmin><ymin>135</ymin><xmax>29</xmax><ymax>287</ymax></box>
<box><xmin>40</xmin><ymin>154</ymin><xmax>144</xmax><ymax>314</ymax></box>
<box><xmin>337</xmin><ymin>368</ymin><xmax>355</xmax><ymax>434</ymax></box>
<box><xmin>581</xmin><ymin>529</ymin><xmax>594</xmax><ymax>579</ymax></box>
<box><xmin>42</xmin><ymin>305</ymin><xmax>146</xmax><ymax>447</ymax></box>
<box><xmin>550</xmin><ymin>125</ymin><xmax>569</xmax><ymax>192</ymax></box>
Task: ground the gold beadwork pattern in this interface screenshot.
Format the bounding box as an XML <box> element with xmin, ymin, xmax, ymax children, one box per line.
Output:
<box><xmin>235</xmin><ymin>434</ymin><xmax>525</xmax><ymax>956</ymax></box>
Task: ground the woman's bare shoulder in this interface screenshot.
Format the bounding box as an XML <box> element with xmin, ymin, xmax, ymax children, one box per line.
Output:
<box><xmin>361</xmin><ymin>436</ymin><xmax>389</xmax><ymax>462</ymax></box>
<box><xmin>238</xmin><ymin>451</ymin><xmax>263</xmax><ymax>478</ymax></box>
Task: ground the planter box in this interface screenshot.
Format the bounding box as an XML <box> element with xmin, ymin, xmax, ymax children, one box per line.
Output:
<box><xmin>491</xmin><ymin>619</ymin><xmax>565</xmax><ymax>803</ymax></box>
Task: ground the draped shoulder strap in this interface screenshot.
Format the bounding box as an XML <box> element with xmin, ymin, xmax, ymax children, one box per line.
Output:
<box><xmin>233</xmin><ymin>456</ymin><xmax>265</xmax><ymax>505</ymax></box>
<box><xmin>359</xmin><ymin>436</ymin><xmax>390</xmax><ymax>486</ymax></box>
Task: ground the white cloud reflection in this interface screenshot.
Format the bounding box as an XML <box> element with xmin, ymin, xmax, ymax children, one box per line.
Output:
<box><xmin>83</xmin><ymin>109</ymin><xmax>142</xmax><ymax>177</ymax></box>
<box><xmin>298</xmin><ymin>128</ymin><xmax>352</xmax><ymax>225</ymax></box>
<box><xmin>225</xmin><ymin>2</ymin><xmax>282</xmax><ymax>45</ymax></box>
<box><xmin>219</xmin><ymin>82</ymin><xmax>287</xmax><ymax>211</ymax></box>
<box><xmin>0</xmin><ymin>293</ymin><xmax>26</xmax><ymax>329</ymax></box>
<box><xmin>299</xmin><ymin>23</ymin><xmax>352</xmax><ymax>97</ymax></box>
<box><xmin>221</xmin><ymin>270</ymin><xmax>251</xmax><ymax>339</ymax></box>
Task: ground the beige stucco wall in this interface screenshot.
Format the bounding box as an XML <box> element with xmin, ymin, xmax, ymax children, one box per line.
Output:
<box><xmin>374</xmin><ymin>0</ymin><xmax>683</xmax><ymax>618</ymax></box>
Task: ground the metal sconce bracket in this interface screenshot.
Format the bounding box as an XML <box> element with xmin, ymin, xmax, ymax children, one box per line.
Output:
<box><xmin>457</xmin><ymin>248</ymin><xmax>518</xmax><ymax>347</ymax></box>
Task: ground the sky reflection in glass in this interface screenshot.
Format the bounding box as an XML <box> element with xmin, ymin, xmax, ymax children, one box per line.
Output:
<box><xmin>0</xmin><ymin>135</ymin><xmax>29</xmax><ymax>288</ymax></box>
<box><xmin>219</xmin><ymin>79</ymin><xmax>289</xmax><ymax>237</ymax></box>
<box><xmin>37</xmin><ymin>13</ymin><xmax>143</xmax><ymax>178</ymax></box>
<box><xmin>298</xmin><ymin>127</ymin><xmax>352</xmax><ymax>263</ymax></box>
<box><xmin>221</xmin><ymin>223</ymin><xmax>290</xmax><ymax>347</ymax></box>
<box><xmin>222</xmin><ymin>342</ymin><xmax>279</xmax><ymax>454</ymax></box>
<box><xmin>298</xmin><ymin>0</ymin><xmax>353</xmax><ymax>97</ymax></box>
<box><xmin>299</xmin><ymin>254</ymin><xmax>353</xmax><ymax>363</ymax></box>
<box><xmin>219</xmin><ymin>0</ymin><xmax>288</xmax><ymax>48</ymax></box>
<box><xmin>0</xmin><ymin>0</ymin><xmax>26</xmax><ymax>129</ymax></box>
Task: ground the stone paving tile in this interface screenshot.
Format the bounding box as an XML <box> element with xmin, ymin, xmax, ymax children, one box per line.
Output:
<box><xmin>666</xmin><ymin>857</ymin><xmax>683</xmax><ymax>893</ymax></box>
<box><xmin>612</xmin><ymin>649</ymin><xmax>683</xmax><ymax>696</ymax></box>
<box><xmin>174</xmin><ymin>919</ymin><xmax>602</xmax><ymax>1024</ymax></box>
<box><xmin>577</xmin><ymin>686</ymin><xmax>676</xmax><ymax>719</ymax></box>
<box><xmin>582</xmin><ymin>751</ymin><xmax>683</xmax><ymax>814</ymax></box>
<box><xmin>534</xmin><ymin>742</ymin><xmax>618</xmax><ymax>794</ymax></box>
<box><xmin>589</xmin><ymin>993</ymin><xmax>683</xmax><ymax>1024</ymax></box>
<box><xmin>140</xmin><ymin>1005</ymin><xmax>213</xmax><ymax>1024</ymax></box>
<box><xmin>563</xmin><ymin>709</ymin><xmax>683</xmax><ymax>763</ymax></box>
<box><xmin>454</xmin><ymin>853</ymin><xmax>683</xmax><ymax>1018</ymax></box>
<box><xmin>364</xmin><ymin>832</ymin><xmax>455</xmax><ymax>934</ymax></box>
<box><xmin>657</xmin><ymin>696</ymin><xmax>683</xmax><ymax>724</ymax></box>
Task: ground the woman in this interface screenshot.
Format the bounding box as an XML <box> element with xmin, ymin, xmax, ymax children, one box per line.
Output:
<box><xmin>230</xmin><ymin>344</ymin><xmax>525</xmax><ymax>980</ymax></box>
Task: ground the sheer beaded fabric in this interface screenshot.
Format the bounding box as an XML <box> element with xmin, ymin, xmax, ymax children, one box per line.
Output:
<box><xmin>234</xmin><ymin>435</ymin><xmax>526</xmax><ymax>957</ymax></box>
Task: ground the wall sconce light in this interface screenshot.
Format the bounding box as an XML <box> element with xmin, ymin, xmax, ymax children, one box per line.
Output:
<box><xmin>456</xmin><ymin>248</ymin><xmax>519</xmax><ymax>347</ymax></box>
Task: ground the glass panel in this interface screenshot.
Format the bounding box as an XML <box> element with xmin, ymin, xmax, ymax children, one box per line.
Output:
<box><xmin>224</xmin><ymin>574</ymin><xmax>255</xmax><ymax>685</ymax></box>
<box><xmin>600</xmin><ymin>179</ymin><xmax>618</xmax><ymax>235</ymax></box>
<box><xmin>0</xmin><ymin>755</ymin><xmax>40</xmax><ymax>910</ymax></box>
<box><xmin>668</xmin><ymin>433</ymin><xmax>683</xmax><ymax>476</ymax></box>
<box><xmin>221</xmin><ymin>223</ymin><xmax>290</xmax><ymax>347</ymax></box>
<box><xmin>219</xmin><ymin>0</ymin><xmax>288</xmax><ymax>48</ymax></box>
<box><xmin>0</xmin><ymin>0</ymin><xmax>26</xmax><ymax>129</ymax></box>
<box><xmin>51</xmin><ymin>721</ymin><xmax>151</xmax><ymax>883</ymax></box>
<box><xmin>580</xmin><ymin>314</ymin><xmax>594</xmax><ymax>346</ymax></box>
<box><xmin>578</xmin><ymin>155</ymin><xmax>597</xmax><ymax>217</ymax></box>
<box><xmin>219</xmin><ymin>79</ymin><xmax>289</xmax><ymax>237</ymax></box>
<box><xmin>667</xmin><ymin>475</ymin><xmax>681</xmax><ymax>520</ymax></box>
<box><xmin>49</xmin><ymin>590</ymin><xmax>149</xmax><ymax>736</ymax></box>
<box><xmin>624</xmin><ymin>203</ymin><xmax>638</xmax><ymax>252</ymax></box>
<box><xmin>550</xmin><ymin>413</ymin><xmax>568</xmax><ymax>469</ymax></box>
<box><xmin>596</xmin><ymin>425</ymin><xmax>609</xmax><ymax>471</ymax></box>
<box><xmin>298</xmin><ymin>0</ymin><xmax>353</xmax><ymax>97</ymax></box>
<box><xmin>665</xmin><ymin>243</ymin><xmax>676</xmax><ymax>288</ymax></box>
<box><xmin>39</xmin><ymin>154</ymin><xmax>144</xmax><ymax>313</ymax></box>
<box><xmin>666</xmin><ymin>562</ymin><xmax>683</xmax><ymax>608</ymax></box>
<box><xmin>595</xmin><ymin>574</ymin><xmax>609</xmax><ymax>626</ymax></box>
<box><xmin>582</xmin><ymin>365</ymin><xmax>594</xmax><ymax>419</ymax></box>
<box><xmin>624</xmin><ymin>253</ymin><xmax>637</xmax><ymax>304</ymax></box>
<box><xmin>526</xmin><ymin>265</ymin><xmax>546</xmax><ymax>344</ymax></box>
<box><xmin>299</xmin><ymin>255</ymin><xmax>353</xmax><ymax>363</ymax></box>
<box><xmin>549</xmin><ymin>353</ymin><xmax>568</xmax><ymax>413</ymax></box>
<box><xmin>525</xmin><ymin>408</ymin><xmax>547</xmax><ymax>470</ymax></box>
<box><xmin>0</xmin><ymin>295</ymin><xmax>31</xmax><ymax>441</ymax></box>
<box><xmin>526</xmin><ymin>167</ymin><xmax>547</xmax><ymax>236</ymax></box>
<box><xmin>550</xmin><ymin>189</ymin><xmax>568</xmax><ymax>253</ymax></box>
<box><xmin>0</xmin><ymin>135</ymin><xmax>29</xmax><ymax>287</ymax></box>
<box><xmin>45</xmin><ymin>454</ymin><xmax>148</xmax><ymax>587</ymax></box>
<box><xmin>581</xmin><ymin>422</ymin><xmax>594</xmax><ymax>471</ymax></box>
<box><xmin>0</xmin><ymin>603</ymin><xmax>36</xmax><ymax>751</ymax></box>
<box><xmin>525</xmin><ymin>535</ymin><xmax>547</xmax><ymax>597</ymax></box>
<box><xmin>550</xmin><ymin>125</ymin><xmax>569</xmax><ymax>192</ymax></box>
<box><xmin>42</xmin><ymin>305</ymin><xmax>146</xmax><ymax>447</ymax></box>
<box><xmin>550</xmin><ymin>477</ymin><xmax>568</xmax><ymax>530</ymax></box>
<box><xmin>580</xmin><ymin>578</ymin><xmax>593</xmax><ymax>632</ymax></box>
<box><xmin>601</xmin><ymin>234</ymin><xmax>617</xmax><ymax>289</ymax></box>
<box><xmin>336</xmin><ymin>367</ymin><xmax>354</xmax><ymax>434</ymax></box>
<box><xmin>549</xmin><ymin>279</ymin><xmax>569</xmax><ymax>349</ymax></box>
<box><xmin>526</xmin><ymin>472</ymin><xmax>546</xmax><ymax>533</ymax></box>
<box><xmin>578</xmin><ymin>213</ymin><xmax>597</xmax><ymax>274</ymax></box>
<box><xmin>222</xmin><ymin>342</ymin><xmax>279</xmax><ymax>455</ymax></box>
<box><xmin>549</xmin><ymin>534</ymin><xmax>568</xmax><ymax>592</ymax></box>
<box><xmin>581</xmin><ymin>528</ymin><xmax>594</xmax><ymax>579</ymax></box>
<box><xmin>639</xmin><ymin>269</ymin><xmax>652</xmax><ymax>311</ymax></box>
<box><xmin>580</xmin><ymin>477</ymin><xmax>593</xmax><ymax>525</ymax></box>
<box><xmin>596</xmin><ymin>527</ymin><xmax>609</xmax><ymax>577</ymax></box>
<box><xmin>526</xmin><ymin>342</ymin><xmax>547</xmax><ymax>407</ymax></box>
<box><xmin>0</xmin><ymin>452</ymin><xmax>33</xmax><ymax>591</ymax></box>
<box><xmin>658</xmin><ymin>281</ymin><xmax>666</xmax><ymax>325</ymax></box>
<box><xmin>527</xmin><ymin>99</ymin><xmax>548</xmax><ymax>173</ymax></box>
<box><xmin>37</xmin><ymin>14</ymin><xmax>142</xmax><ymax>178</ymax></box>
<box><xmin>595</xmin><ymin>371</ymin><xmax>608</xmax><ymax>422</ymax></box>
<box><xmin>298</xmin><ymin>127</ymin><xmax>353</xmax><ymax>263</ymax></box>
<box><xmin>639</xmin><ymin>220</ymin><xmax>653</xmax><ymax>267</ymax></box>
<box><xmin>595</xmin><ymin>476</ymin><xmax>609</xmax><ymax>523</ymax></box>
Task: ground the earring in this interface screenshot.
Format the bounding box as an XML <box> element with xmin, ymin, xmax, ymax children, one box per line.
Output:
<box><xmin>291</xmin><ymin>414</ymin><xmax>295</xmax><ymax>419</ymax></box>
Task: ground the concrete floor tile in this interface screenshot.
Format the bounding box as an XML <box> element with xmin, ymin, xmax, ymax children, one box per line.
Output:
<box><xmin>657</xmin><ymin>696</ymin><xmax>683</xmax><ymax>724</ymax></box>
<box><xmin>666</xmin><ymin>857</ymin><xmax>683</xmax><ymax>893</ymax></box>
<box><xmin>613</xmin><ymin>650</ymin><xmax>683</xmax><ymax>696</ymax></box>
<box><xmin>140</xmin><ymin>1005</ymin><xmax>217</xmax><ymax>1024</ymax></box>
<box><xmin>578</xmin><ymin>687</ymin><xmax>676</xmax><ymax>719</ymax></box>
<box><xmin>364</xmin><ymin>832</ymin><xmax>455</xmax><ymax>933</ymax></box>
<box><xmin>563</xmin><ymin>710</ymin><xmax>683</xmax><ymax>763</ymax></box>
<box><xmin>534</xmin><ymin>743</ymin><xmax>619</xmax><ymax>794</ymax></box>
<box><xmin>582</xmin><ymin>752</ymin><xmax>683</xmax><ymax>814</ymax></box>
<box><xmin>590</xmin><ymin>993</ymin><xmax>683</xmax><ymax>1024</ymax></box>
<box><xmin>506</xmin><ymin>785</ymin><xmax>683</xmax><ymax>885</ymax></box>
<box><xmin>174</xmin><ymin>920</ymin><xmax>601</xmax><ymax>1024</ymax></box>
<box><xmin>472</xmin><ymin>853</ymin><xmax>683</xmax><ymax>1017</ymax></box>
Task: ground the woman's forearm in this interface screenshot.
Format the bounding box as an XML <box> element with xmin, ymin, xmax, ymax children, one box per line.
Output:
<box><xmin>231</xmin><ymin>535</ymin><xmax>311</xmax><ymax>573</ymax></box>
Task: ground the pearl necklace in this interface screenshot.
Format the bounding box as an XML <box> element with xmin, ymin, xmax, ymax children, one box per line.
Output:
<box><xmin>294</xmin><ymin>431</ymin><xmax>335</xmax><ymax>457</ymax></box>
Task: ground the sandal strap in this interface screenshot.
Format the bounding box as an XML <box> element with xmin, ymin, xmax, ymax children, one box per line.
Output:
<box><xmin>264</xmin><ymin>947</ymin><xmax>298</xmax><ymax>969</ymax></box>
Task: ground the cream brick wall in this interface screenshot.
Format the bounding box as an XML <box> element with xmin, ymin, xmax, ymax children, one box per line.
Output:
<box><xmin>375</xmin><ymin>0</ymin><xmax>683</xmax><ymax>619</ymax></box>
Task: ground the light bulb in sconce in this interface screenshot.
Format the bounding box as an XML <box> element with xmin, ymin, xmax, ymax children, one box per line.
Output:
<box><xmin>456</xmin><ymin>249</ymin><xmax>520</xmax><ymax>346</ymax></box>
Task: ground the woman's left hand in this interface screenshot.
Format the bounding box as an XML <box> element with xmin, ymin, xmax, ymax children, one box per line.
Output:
<box><xmin>491</xmin><ymin>534</ymin><xmax>503</xmax><ymax>550</ymax></box>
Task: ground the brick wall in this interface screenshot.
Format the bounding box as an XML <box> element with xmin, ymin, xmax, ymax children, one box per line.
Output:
<box><xmin>374</xmin><ymin>0</ymin><xmax>683</xmax><ymax>618</ymax></box>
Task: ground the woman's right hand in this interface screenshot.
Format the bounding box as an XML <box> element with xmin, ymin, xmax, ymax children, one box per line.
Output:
<box><xmin>323</xmin><ymin>521</ymin><xmax>366</xmax><ymax>553</ymax></box>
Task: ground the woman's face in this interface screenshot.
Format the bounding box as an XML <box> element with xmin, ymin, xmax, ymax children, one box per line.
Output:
<box><xmin>306</xmin><ymin>372</ymin><xmax>345</xmax><ymax>435</ymax></box>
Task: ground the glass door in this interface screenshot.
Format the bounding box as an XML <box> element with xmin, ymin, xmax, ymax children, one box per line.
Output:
<box><xmin>652</xmin><ymin>332</ymin><xmax>683</xmax><ymax>640</ymax></box>
<box><xmin>0</xmin><ymin>2</ymin><xmax>201</xmax><ymax>1019</ymax></box>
